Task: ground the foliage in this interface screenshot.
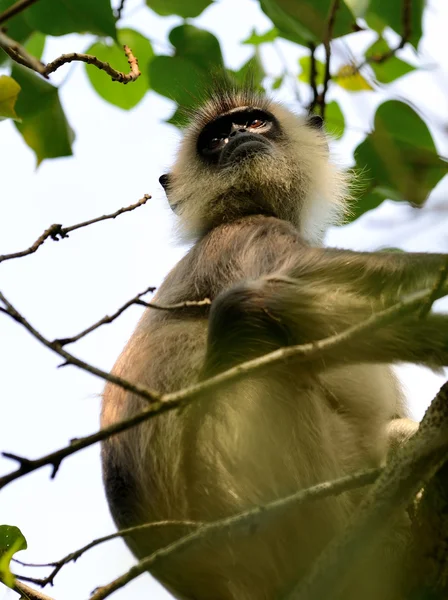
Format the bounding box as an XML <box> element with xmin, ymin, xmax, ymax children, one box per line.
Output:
<box><xmin>0</xmin><ymin>525</ymin><xmax>27</xmax><ymax>588</ymax></box>
<box><xmin>0</xmin><ymin>0</ymin><xmax>446</xmax><ymax>219</ymax></box>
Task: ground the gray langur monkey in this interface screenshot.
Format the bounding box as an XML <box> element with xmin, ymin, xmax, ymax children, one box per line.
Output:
<box><xmin>101</xmin><ymin>89</ymin><xmax>448</xmax><ymax>600</ymax></box>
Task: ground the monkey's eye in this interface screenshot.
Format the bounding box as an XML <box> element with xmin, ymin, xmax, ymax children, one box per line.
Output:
<box><xmin>209</xmin><ymin>137</ymin><xmax>223</xmax><ymax>149</ymax></box>
<box><xmin>248</xmin><ymin>118</ymin><xmax>266</xmax><ymax>129</ymax></box>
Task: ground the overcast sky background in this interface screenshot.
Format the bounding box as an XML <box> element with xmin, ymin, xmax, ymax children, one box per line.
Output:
<box><xmin>1</xmin><ymin>0</ymin><xmax>448</xmax><ymax>598</ymax></box>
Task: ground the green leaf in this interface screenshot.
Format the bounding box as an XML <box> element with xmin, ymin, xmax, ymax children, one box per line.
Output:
<box><xmin>354</xmin><ymin>100</ymin><xmax>447</xmax><ymax>209</ymax></box>
<box><xmin>85</xmin><ymin>29</ymin><xmax>153</xmax><ymax>110</ymax></box>
<box><xmin>366</xmin><ymin>0</ymin><xmax>424</xmax><ymax>49</ymax></box>
<box><xmin>24</xmin><ymin>31</ymin><xmax>46</xmax><ymax>60</ymax></box>
<box><xmin>366</xmin><ymin>37</ymin><xmax>415</xmax><ymax>84</ymax></box>
<box><xmin>24</xmin><ymin>0</ymin><xmax>116</xmax><ymax>38</ymax></box>
<box><xmin>169</xmin><ymin>24</ymin><xmax>223</xmax><ymax>71</ymax></box>
<box><xmin>166</xmin><ymin>107</ymin><xmax>190</xmax><ymax>128</ymax></box>
<box><xmin>271</xmin><ymin>74</ymin><xmax>284</xmax><ymax>90</ymax></box>
<box><xmin>150</xmin><ymin>26</ymin><xmax>225</xmax><ymax>112</ymax></box>
<box><xmin>12</xmin><ymin>65</ymin><xmax>74</xmax><ymax>165</ymax></box>
<box><xmin>325</xmin><ymin>101</ymin><xmax>344</xmax><ymax>139</ymax></box>
<box><xmin>260</xmin><ymin>0</ymin><xmax>357</xmax><ymax>45</ymax></box>
<box><xmin>146</xmin><ymin>0</ymin><xmax>212</xmax><ymax>18</ymax></box>
<box><xmin>242</xmin><ymin>27</ymin><xmax>279</xmax><ymax>45</ymax></box>
<box><xmin>0</xmin><ymin>76</ymin><xmax>21</xmax><ymax>121</ymax></box>
<box><xmin>348</xmin><ymin>188</ymin><xmax>387</xmax><ymax>221</ymax></box>
<box><xmin>231</xmin><ymin>52</ymin><xmax>265</xmax><ymax>89</ymax></box>
<box><xmin>0</xmin><ymin>525</ymin><xmax>27</xmax><ymax>588</ymax></box>
<box><xmin>0</xmin><ymin>0</ymin><xmax>33</xmax><ymax>43</ymax></box>
<box><xmin>298</xmin><ymin>55</ymin><xmax>325</xmax><ymax>87</ymax></box>
<box><xmin>334</xmin><ymin>64</ymin><xmax>373</xmax><ymax>90</ymax></box>
<box><xmin>150</xmin><ymin>55</ymin><xmax>208</xmax><ymax>107</ymax></box>
<box><xmin>343</xmin><ymin>0</ymin><xmax>369</xmax><ymax>18</ymax></box>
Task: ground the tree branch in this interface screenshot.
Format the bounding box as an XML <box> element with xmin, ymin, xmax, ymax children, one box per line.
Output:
<box><xmin>320</xmin><ymin>0</ymin><xmax>340</xmax><ymax>118</ymax></box>
<box><xmin>88</xmin><ymin>468</ymin><xmax>381</xmax><ymax>600</ymax></box>
<box><xmin>0</xmin><ymin>30</ymin><xmax>47</xmax><ymax>77</ymax></box>
<box><xmin>0</xmin><ymin>0</ymin><xmax>41</xmax><ymax>25</ymax></box>
<box><xmin>1</xmin><ymin>283</ymin><xmax>446</xmax><ymax>491</ymax></box>
<box><xmin>287</xmin><ymin>381</ymin><xmax>448</xmax><ymax>600</ymax></box>
<box><xmin>0</xmin><ymin>195</ymin><xmax>150</xmax><ymax>264</ymax></box>
<box><xmin>12</xmin><ymin>580</ymin><xmax>55</xmax><ymax>600</ymax></box>
<box><xmin>44</xmin><ymin>45</ymin><xmax>140</xmax><ymax>83</ymax></box>
<box><xmin>307</xmin><ymin>43</ymin><xmax>319</xmax><ymax>112</ymax></box>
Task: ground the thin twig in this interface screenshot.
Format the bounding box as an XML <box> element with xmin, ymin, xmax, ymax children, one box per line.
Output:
<box><xmin>114</xmin><ymin>0</ymin><xmax>126</xmax><ymax>20</ymax></box>
<box><xmin>356</xmin><ymin>0</ymin><xmax>412</xmax><ymax>73</ymax></box>
<box><xmin>308</xmin><ymin>43</ymin><xmax>319</xmax><ymax>112</ymax></box>
<box><xmin>0</xmin><ymin>195</ymin><xmax>150</xmax><ymax>264</ymax></box>
<box><xmin>88</xmin><ymin>468</ymin><xmax>381</xmax><ymax>600</ymax></box>
<box><xmin>44</xmin><ymin>45</ymin><xmax>140</xmax><ymax>83</ymax></box>
<box><xmin>320</xmin><ymin>0</ymin><xmax>340</xmax><ymax>118</ymax></box>
<box><xmin>0</xmin><ymin>0</ymin><xmax>41</xmax><ymax>25</ymax></box>
<box><xmin>0</xmin><ymin>30</ymin><xmax>47</xmax><ymax>77</ymax></box>
<box><xmin>1</xmin><ymin>283</ymin><xmax>447</xmax><ymax>491</ymax></box>
<box><xmin>16</xmin><ymin>522</ymin><xmax>202</xmax><ymax>587</ymax></box>
<box><xmin>54</xmin><ymin>291</ymin><xmax>210</xmax><ymax>346</ymax></box>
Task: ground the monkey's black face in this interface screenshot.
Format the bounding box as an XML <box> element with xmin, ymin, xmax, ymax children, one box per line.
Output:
<box><xmin>196</xmin><ymin>108</ymin><xmax>280</xmax><ymax>168</ymax></box>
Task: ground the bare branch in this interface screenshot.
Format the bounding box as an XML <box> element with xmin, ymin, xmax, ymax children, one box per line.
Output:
<box><xmin>0</xmin><ymin>195</ymin><xmax>150</xmax><ymax>264</ymax></box>
<box><xmin>44</xmin><ymin>45</ymin><xmax>140</xmax><ymax>83</ymax></box>
<box><xmin>53</xmin><ymin>289</ymin><xmax>211</xmax><ymax>346</ymax></box>
<box><xmin>15</xmin><ymin>521</ymin><xmax>201</xmax><ymax>587</ymax></box>
<box><xmin>89</xmin><ymin>468</ymin><xmax>381</xmax><ymax>600</ymax></box>
<box><xmin>0</xmin><ymin>0</ymin><xmax>41</xmax><ymax>25</ymax></box>
<box><xmin>54</xmin><ymin>287</ymin><xmax>156</xmax><ymax>346</ymax></box>
<box><xmin>320</xmin><ymin>0</ymin><xmax>340</xmax><ymax>118</ymax></box>
<box><xmin>287</xmin><ymin>381</ymin><xmax>448</xmax><ymax>600</ymax></box>
<box><xmin>307</xmin><ymin>43</ymin><xmax>319</xmax><ymax>112</ymax></box>
<box><xmin>0</xmin><ymin>30</ymin><xmax>47</xmax><ymax>77</ymax></box>
<box><xmin>1</xmin><ymin>283</ymin><xmax>446</xmax><ymax>491</ymax></box>
<box><xmin>356</xmin><ymin>0</ymin><xmax>412</xmax><ymax>74</ymax></box>
<box><xmin>114</xmin><ymin>0</ymin><xmax>126</xmax><ymax>20</ymax></box>
<box><xmin>12</xmin><ymin>580</ymin><xmax>55</xmax><ymax>600</ymax></box>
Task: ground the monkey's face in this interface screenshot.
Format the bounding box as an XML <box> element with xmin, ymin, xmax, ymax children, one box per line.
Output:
<box><xmin>160</xmin><ymin>93</ymin><xmax>348</xmax><ymax>244</ymax></box>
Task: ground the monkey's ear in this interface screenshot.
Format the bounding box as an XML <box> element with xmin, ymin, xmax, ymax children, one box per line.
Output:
<box><xmin>159</xmin><ymin>173</ymin><xmax>171</xmax><ymax>192</ymax></box>
<box><xmin>307</xmin><ymin>114</ymin><xmax>324</xmax><ymax>130</ymax></box>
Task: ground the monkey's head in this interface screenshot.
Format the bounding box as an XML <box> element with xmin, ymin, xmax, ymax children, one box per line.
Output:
<box><xmin>160</xmin><ymin>90</ymin><xmax>349</xmax><ymax>244</ymax></box>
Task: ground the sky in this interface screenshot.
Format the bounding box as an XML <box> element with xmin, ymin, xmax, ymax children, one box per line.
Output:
<box><xmin>0</xmin><ymin>1</ymin><xmax>447</xmax><ymax>599</ymax></box>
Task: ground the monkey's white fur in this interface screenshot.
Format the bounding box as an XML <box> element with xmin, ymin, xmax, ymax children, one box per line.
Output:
<box><xmin>170</xmin><ymin>93</ymin><xmax>349</xmax><ymax>244</ymax></box>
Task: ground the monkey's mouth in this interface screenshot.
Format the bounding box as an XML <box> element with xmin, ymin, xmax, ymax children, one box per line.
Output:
<box><xmin>218</xmin><ymin>134</ymin><xmax>271</xmax><ymax>168</ymax></box>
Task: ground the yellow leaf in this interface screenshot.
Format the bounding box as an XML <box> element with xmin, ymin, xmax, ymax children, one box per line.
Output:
<box><xmin>334</xmin><ymin>65</ymin><xmax>373</xmax><ymax>91</ymax></box>
<box><xmin>0</xmin><ymin>75</ymin><xmax>21</xmax><ymax>121</ymax></box>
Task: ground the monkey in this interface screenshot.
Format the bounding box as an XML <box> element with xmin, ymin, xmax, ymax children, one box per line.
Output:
<box><xmin>101</xmin><ymin>88</ymin><xmax>448</xmax><ymax>600</ymax></box>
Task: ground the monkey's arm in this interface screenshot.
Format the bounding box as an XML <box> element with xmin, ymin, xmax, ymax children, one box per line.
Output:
<box><xmin>291</xmin><ymin>248</ymin><xmax>448</xmax><ymax>306</ymax></box>
<box><xmin>204</xmin><ymin>275</ymin><xmax>448</xmax><ymax>376</ymax></box>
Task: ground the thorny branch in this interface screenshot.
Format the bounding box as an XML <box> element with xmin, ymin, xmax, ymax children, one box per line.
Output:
<box><xmin>287</xmin><ymin>381</ymin><xmax>448</xmax><ymax>600</ymax></box>
<box><xmin>1</xmin><ymin>282</ymin><xmax>447</xmax><ymax>492</ymax></box>
<box><xmin>86</xmin><ymin>469</ymin><xmax>381</xmax><ymax>600</ymax></box>
<box><xmin>0</xmin><ymin>0</ymin><xmax>41</xmax><ymax>25</ymax></box>
<box><xmin>0</xmin><ymin>195</ymin><xmax>151</xmax><ymax>264</ymax></box>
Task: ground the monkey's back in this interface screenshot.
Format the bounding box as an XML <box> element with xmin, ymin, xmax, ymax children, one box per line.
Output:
<box><xmin>101</xmin><ymin>216</ymin><xmax>407</xmax><ymax>600</ymax></box>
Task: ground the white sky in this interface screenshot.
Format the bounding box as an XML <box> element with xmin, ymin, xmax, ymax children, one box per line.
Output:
<box><xmin>0</xmin><ymin>0</ymin><xmax>447</xmax><ymax>599</ymax></box>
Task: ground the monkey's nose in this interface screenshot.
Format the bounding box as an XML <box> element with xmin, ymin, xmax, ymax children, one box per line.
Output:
<box><xmin>229</xmin><ymin>128</ymin><xmax>247</xmax><ymax>138</ymax></box>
